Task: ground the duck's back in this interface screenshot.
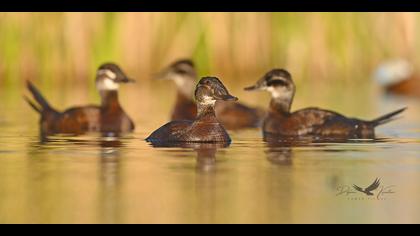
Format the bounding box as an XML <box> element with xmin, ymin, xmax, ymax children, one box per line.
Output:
<box><xmin>264</xmin><ymin>107</ymin><xmax>374</xmax><ymax>139</ymax></box>
<box><xmin>146</xmin><ymin>120</ymin><xmax>193</xmax><ymax>142</ymax></box>
<box><xmin>216</xmin><ymin>101</ymin><xmax>265</xmax><ymax>129</ymax></box>
<box><xmin>48</xmin><ymin>105</ymin><xmax>134</xmax><ymax>135</ymax></box>
<box><xmin>147</xmin><ymin>118</ymin><xmax>231</xmax><ymax>143</ymax></box>
<box><xmin>44</xmin><ymin>105</ymin><xmax>100</xmax><ymax>135</ymax></box>
<box><xmin>387</xmin><ymin>77</ymin><xmax>420</xmax><ymax>98</ymax></box>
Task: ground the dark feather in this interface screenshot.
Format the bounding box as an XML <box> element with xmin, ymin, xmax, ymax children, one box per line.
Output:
<box><xmin>371</xmin><ymin>108</ymin><xmax>407</xmax><ymax>126</ymax></box>
<box><xmin>26</xmin><ymin>80</ymin><xmax>53</xmax><ymax>111</ymax></box>
<box><xmin>23</xmin><ymin>95</ymin><xmax>41</xmax><ymax>113</ymax></box>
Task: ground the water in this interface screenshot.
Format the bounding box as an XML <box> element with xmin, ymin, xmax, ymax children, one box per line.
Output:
<box><xmin>0</xmin><ymin>81</ymin><xmax>420</xmax><ymax>223</ymax></box>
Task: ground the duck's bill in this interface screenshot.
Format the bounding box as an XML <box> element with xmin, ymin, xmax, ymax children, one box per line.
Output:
<box><xmin>117</xmin><ymin>77</ymin><xmax>136</xmax><ymax>83</ymax></box>
<box><xmin>154</xmin><ymin>69</ymin><xmax>170</xmax><ymax>80</ymax></box>
<box><xmin>216</xmin><ymin>94</ymin><xmax>238</xmax><ymax>101</ymax></box>
<box><xmin>244</xmin><ymin>85</ymin><xmax>260</xmax><ymax>91</ymax></box>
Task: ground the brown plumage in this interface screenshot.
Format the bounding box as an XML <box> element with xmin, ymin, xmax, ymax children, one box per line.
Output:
<box><xmin>156</xmin><ymin>59</ymin><xmax>265</xmax><ymax>129</ymax></box>
<box><xmin>25</xmin><ymin>63</ymin><xmax>135</xmax><ymax>136</ymax></box>
<box><xmin>386</xmin><ymin>77</ymin><xmax>420</xmax><ymax>98</ymax></box>
<box><xmin>146</xmin><ymin>77</ymin><xmax>237</xmax><ymax>143</ymax></box>
<box><xmin>171</xmin><ymin>92</ymin><xmax>197</xmax><ymax>121</ymax></box>
<box><xmin>245</xmin><ymin>69</ymin><xmax>407</xmax><ymax>140</ymax></box>
<box><xmin>374</xmin><ymin>59</ymin><xmax>420</xmax><ymax>98</ymax></box>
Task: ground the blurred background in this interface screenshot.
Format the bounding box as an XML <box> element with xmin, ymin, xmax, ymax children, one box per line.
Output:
<box><xmin>0</xmin><ymin>12</ymin><xmax>417</xmax><ymax>88</ymax></box>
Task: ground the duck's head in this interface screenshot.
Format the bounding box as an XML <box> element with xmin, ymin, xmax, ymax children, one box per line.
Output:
<box><xmin>373</xmin><ymin>58</ymin><xmax>413</xmax><ymax>87</ymax></box>
<box><xmin>195</xmin><ymin>77</ymin><xmax>238</xmax><ymax>106</ymax></box>
<box><xmin>245</xmin><ymin>69</ymin><xmax>295</xmax><ymax>101</ymax></box>
<box><xmin>96</xmin><ymin>63</ymin><xmax>135</xmax><ymax>91</ymax></box>
<box><xmin>156</xmin><ymin>59</ymin><xmax>197</xmax><ymax>96</ymax></box>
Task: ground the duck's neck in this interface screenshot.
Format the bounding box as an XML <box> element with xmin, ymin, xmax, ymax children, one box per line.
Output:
<box><xmin>100</xmin><ymin>90</ymin><xmax>121</xmax><ymax>109</ymax></box>
<box><xmin>174</xmin><ymin>77</ymin><xmax>196</xmax><ymax>99</ymax></box>
<box><xmin>269</xmin><ymin>98</ymin><xmax>292</xmax><ymax>115</ymax></box>
<box><xmin>176</xmin><ymin>90</ymin><xmax>194</xmax><ymax>105</ymax></box>
<box><xmin>196</xmin><ymin>103</ymin><xmax>218</xmax><ymax>121</ymax></box>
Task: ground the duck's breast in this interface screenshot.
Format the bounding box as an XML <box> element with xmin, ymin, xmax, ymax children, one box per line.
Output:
<box><xmin>180</xmin><ymin>121</ymin><xmax>231</xmax><ymax>143</ymax></box>
<box><xmin>100</xmin><ymin>107</ymin><xmax>135</xmax><ymax>133</ymax></box>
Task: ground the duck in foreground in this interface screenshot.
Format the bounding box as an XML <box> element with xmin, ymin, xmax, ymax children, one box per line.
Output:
<box><xmin>25</xmin><ymin>63</ymin><xmax>135</xmax><ymax>136</ymax></box>
<box><xmin>245</xmin><ymin>69</ymin><xmax>407</xmax><ymax>140</ymax></box>
<box><xmin>146</xmin><ymin>77</ymin><xmax>237</xmax><ymax>143</ymax></box>
<box><xmin>156</xmin><ymin>59</ymin><xmax>265</xmax><ymax>129</ymax></box>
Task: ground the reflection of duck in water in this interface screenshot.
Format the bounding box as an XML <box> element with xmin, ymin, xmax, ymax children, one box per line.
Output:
<box><xmin>245</xmin><ymin>69</ymin><xmax>406</xmax><ymax>140</ymax></box>
<box><xmin>148</xmin><ymin>141</ymin><xmax>229</xmax><ymax>173</ymax></box>
<box><xmin>374</xmin><ymin>58</ymin><xmax>420</xmax><ymax>98</ymax></box>
<box><xmin>265</xmin><ymin>142</ymin><xmax>293</xmax><ymax>166</ymax></box>
<box><xmin>34</xmin><ymin>133</ymin><xmax>126</xmax><ymax>147</ymax></box>
<box><xmin>25</xmin><ymin>63</ymin><xmax>135</xmax><ymax>137</ymax></box>
<box><xmin>156</xmin><ymin>59</ymin><xmax>265</xmax><ymax>129</ymax></box>
<box><xmin>146</xmin><ymin>77</ymin><xmax>237</xmax><ymax>143</ymax></box>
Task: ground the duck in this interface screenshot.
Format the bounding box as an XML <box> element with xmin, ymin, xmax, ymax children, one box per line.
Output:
<box><xmin>25</xmin><ymin>63</ymin><xmax>135</xmax><ymax>136</ymax></box>
<box><xmin>374</xmin><ymin>58</ymin><xmax>420</xmax><ymax>98</ymax></box>
<box><xmin>146</xmin><ymin>76</ymin><xmax>237</xmax><ymax>143</ymax></box>
<box><xmin>245</xmin><ymin>69</ymin><xmax>406</xmax><ymax>140</ymax></box>
<box><xmin>156</xmin><ymin>59</ymin><xmax>265</xmax><ymax>129</ymax></box>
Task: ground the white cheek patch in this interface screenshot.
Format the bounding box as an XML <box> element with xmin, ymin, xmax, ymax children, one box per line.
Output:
<box><xmin>98</xmin><ymin>69</ymin><xmax>117</xmax><ymax>80</ymax></box>
<box><xmin>374</xmin><ymin>59</ymin><xmax>413</xmax><ymax>86</ymax></box>
<box><xmin>97</xmin><ymin>78</ymin><xmax>120</xmax><ymax>91</ymax></box>
<box><xmin>267</xmin><ymin>86</ymin><xmax>293</xmax><ymax>100</ymax></box>
<box><xmin>173</xmin><ymin>75</ymin><xmax>187</xmax><ymax>88</ymax></box>
<box><xmin>173</xmin><ymin>74</ymin><xmax>195</xmax><ymax>97</ymax></box>
<box><xmin>200</xmin><ymin>95</ymin><xmax>216</xmax><ymax>106</ymax></box>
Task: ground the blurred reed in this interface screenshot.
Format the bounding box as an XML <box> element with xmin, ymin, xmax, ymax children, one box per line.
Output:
<box><xmin>0</xmin><ymin>12</ymin><xmax>418</xmax><ymax>89</ymax></box>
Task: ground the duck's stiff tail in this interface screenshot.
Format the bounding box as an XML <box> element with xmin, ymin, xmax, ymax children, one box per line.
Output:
<box><xmin>370</xmin><ymin>107</ymin><xmax>407</xmax><ymax>127</ymax></box>
<box><xmin>24</xmin><ymin>80</ymin><xmax>53</xmax><ymax>114</ymax></box>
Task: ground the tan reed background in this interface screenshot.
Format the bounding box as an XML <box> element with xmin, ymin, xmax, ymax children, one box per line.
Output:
<box><xmin>0</xmin><ymin>12</ymin><xmax>418</xmax><ymax>89</ymax></box>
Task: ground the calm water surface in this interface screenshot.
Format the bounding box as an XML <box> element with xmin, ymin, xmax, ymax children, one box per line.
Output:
<box><xmin>0</xmin><ymin>81</ymin><xmax>419</xmax><ymax>223</ymax></box>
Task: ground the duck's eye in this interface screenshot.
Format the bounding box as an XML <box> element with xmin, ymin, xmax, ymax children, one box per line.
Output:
<box><xmin>267</xmin><ymin>80</ymin><xmax>288</xmax><ymax>87</ymax></box>
<box><xmin>98</xmin><ymin>69</ymin><xmax>117</xmax><ymax>80</ymax></box>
